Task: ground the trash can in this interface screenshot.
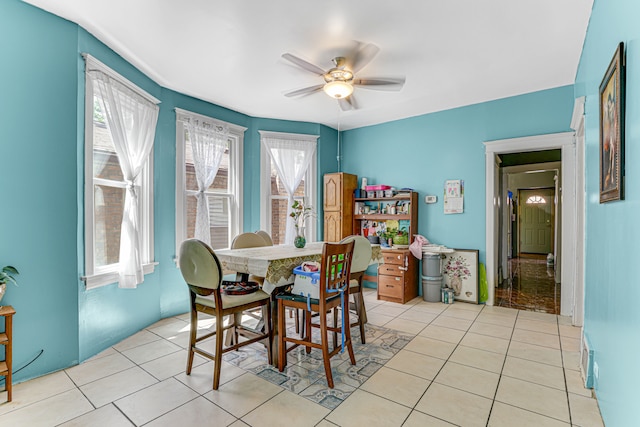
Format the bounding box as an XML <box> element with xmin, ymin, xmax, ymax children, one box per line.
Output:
<box><xmin>422</xmin><ymin>253</ymin><xmax>443</xmax><ymax>277</ymax></box>
<box><xmin>421</xmin><ymin>275</ymin><xmax>443</xmax><ymax>302</ymax></box>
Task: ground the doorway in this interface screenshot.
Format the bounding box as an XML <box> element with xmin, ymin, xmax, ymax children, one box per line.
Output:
<box><xmin>499</xmin><ymin>163</ymin><xmax>560</xmax><ymax>314</ymax></box>
<box><xmin>484</xmin><ymin>132</ymin><xmax>577</xmax><ymax>317</ymax></box>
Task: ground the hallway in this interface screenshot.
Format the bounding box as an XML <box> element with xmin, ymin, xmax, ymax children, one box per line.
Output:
<box><xmin>495</xmin><ymin>254</ymin><xmax>561</xmax><ymax>314</ymax></box>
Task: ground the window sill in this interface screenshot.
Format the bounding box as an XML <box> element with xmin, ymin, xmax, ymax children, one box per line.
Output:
<box><xmin>81</xmin><ymin>262</ymin><xmax>158</xmax><ymax>290</ymax></box>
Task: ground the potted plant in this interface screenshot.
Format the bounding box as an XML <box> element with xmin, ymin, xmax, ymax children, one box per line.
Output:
<box><xmin>0</xmin><ymin>265</ymin><xmax>19</xmax><ymax>304</ymax></box>
<box><xmin>378</xmin><ymin>227</ymin><xmax>396</xmax><ymax>248</ymax></box>
<box><xmin>392</xmin><ymin>227</ymin><xmax>409</xmax><ymax>246</ymax></box>
<box><xmin>289</xmin><ymin>200</ymin><xmax>315</xmax><ymax>248</ymax></box>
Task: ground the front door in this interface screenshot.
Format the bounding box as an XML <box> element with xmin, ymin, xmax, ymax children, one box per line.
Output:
<box><xmin>519</xmin><ymin>188</ymin><xmax>554</xmax><ymax>254</ymax></box>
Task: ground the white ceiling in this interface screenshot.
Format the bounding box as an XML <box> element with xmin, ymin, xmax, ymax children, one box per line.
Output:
<box><xmin>23</xmin><ymin>0</ymin><xmax>593</xmax><ymax>130</ymax></box>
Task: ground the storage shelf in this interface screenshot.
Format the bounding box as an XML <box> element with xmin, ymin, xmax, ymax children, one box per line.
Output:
<box><xmin>355</xmin><ymin>194</ymin><xmax>412</xmax><ymax>202</ymax></box>
<box><xmin>0</xmin><ymin>333</ymin><xmax>7</xmax><ymax>345</ymax></box>
<box><xmin>353</xmin><ymin>214</ymin><xmax>411</xmax><ymax>220</ymax></box>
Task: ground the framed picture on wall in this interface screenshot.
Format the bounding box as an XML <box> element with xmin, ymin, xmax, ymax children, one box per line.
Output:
<box><xmin>442</xmin><ymin>249</ymin><xmax>479</xmax><ymax>304</ymax></box>
<box><xmin>599</xmin><ymin>42</ymin><xmax>625</xmax><ymax>203</ymax></box>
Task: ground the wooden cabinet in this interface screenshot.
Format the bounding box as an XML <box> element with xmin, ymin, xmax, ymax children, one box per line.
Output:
<box><xmin>323</xmin><ymin>173</ymin><xmax>357</xmax><ymax>242</ymax></box>
<box><xmin>377</xmin><ymin>249</ymin><xmax>418</xmax><ymax>303</ymax></box>
<box><xmin>0</xmin><ymin>305</ymin><xmax>15</xmax><ymax>402</ymax></box>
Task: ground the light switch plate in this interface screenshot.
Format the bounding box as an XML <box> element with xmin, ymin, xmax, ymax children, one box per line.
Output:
<box><xmin>425</xmin><ymin>195</ymin><xmax>437</xmax><ymax>204</ymax></box>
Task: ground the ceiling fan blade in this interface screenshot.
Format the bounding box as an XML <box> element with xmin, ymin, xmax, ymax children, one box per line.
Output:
<box><xmin>284</xmin><ymin>84</ymin><xmax>324</xmax><ymax>98</ymax></box>
<box><xmin>353</xmin><ymin>77</ymin><xmax>406</xmax><ymax>91</ymax></box>
<box><xmin>349</xmin><ymin>43</ymin><xmax>380</xmax><ymax>74</ymax></box>
<box><xmin>338</xmin><ymin>95</ymin><xmax>357</xmax><ymax>111</ymax></box>
<box><xmin>282</xmin><ymin>53</ymin><xmax>326</xmax><ymax>76</ymax></box>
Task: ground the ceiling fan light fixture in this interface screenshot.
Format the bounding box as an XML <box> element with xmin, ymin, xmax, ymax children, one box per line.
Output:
<box><xmin>323</xmin><ymin>80</ymin><xmax>353</xmax><ymax>99</ymax></box>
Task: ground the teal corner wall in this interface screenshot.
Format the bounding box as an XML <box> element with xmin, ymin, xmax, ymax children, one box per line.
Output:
<box><xmin>341</xmin><ymin>86</ymin><xmax>575</xmax><ymax>266</ymax></box>
<box><xmin>0</xmin><ymin>0</ymin><xmax>81</xmax><ymax>380</ymax></box>
<box><xmin>575</xmin><ymin>0</ymin><xmax>640</xmax><ymax>425</ymax></box>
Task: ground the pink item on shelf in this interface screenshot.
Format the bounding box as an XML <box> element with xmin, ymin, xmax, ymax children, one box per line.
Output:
<box><xmin>365</xmin><ymin>185</ymin><xmax>391</xmax><ymax>191</ymax></box>
<box><xmin>409</xmin><ymin>235</ymin><xmax>430</xmax><ymax>259</ymax></box>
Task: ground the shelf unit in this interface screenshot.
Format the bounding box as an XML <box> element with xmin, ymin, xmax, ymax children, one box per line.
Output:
<box><xmin>0</xmin><ymin>305</ymin><xmax>15</xmax><ymax>402</ymax></box>
<box><xmin>353</xmin><ymin>192</ymin><xmax>418</xmax><ymax>243</ymax></box>
<box><xmin>353</xmin><ymin>191</ymin><xmax>419</xmax><ymax>304</ymax></box>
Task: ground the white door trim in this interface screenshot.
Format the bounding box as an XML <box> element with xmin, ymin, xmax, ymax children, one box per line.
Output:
<box><xmin>570</xmin><ymin>97</ymin><xmax>586</xmax><ymax>326</ymax></box>
<box><xmin>484</xmin><ymin>132</ymin><xmax>576</xmax><ymax>316</ymax></box>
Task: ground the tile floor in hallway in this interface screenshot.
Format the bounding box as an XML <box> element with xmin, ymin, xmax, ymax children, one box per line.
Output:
<box><xmin>495</xmin><ymin>255</ymin><xmax>562</xmax><ymax>314</ymax></box>
<box><xmin>0</xmin><ymin>288</ymin><xmax>604</xmax><ymax>427</ymax></box>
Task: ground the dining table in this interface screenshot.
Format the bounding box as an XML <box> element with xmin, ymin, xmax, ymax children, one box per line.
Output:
<box><xmin>215</xmin><ymin>241</ymin><xmax>381</xmax><ymax>363</ymax></box>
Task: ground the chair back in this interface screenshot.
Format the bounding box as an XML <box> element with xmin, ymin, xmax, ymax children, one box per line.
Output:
<box><xmin>179</xmin><ymin>239</ymin><xmax>222</xmax><ymax>291</ymax></box>
<box><xmin>254</xmin><ymin>230</ymin><xmax>274</xmax><ymax>246</ymax></box>
<box><xmin>319</xmin><ymin>241</ymin><xmax>355</xmax><ymax>300</ymax></box>
<box><xmin>232</xmin><ymin>232</ymin><xmax>270</xmax><ymax>249</ymax></box>
<box><xmin>340</xmin><ymin>235</ymin><xmax>372</xmax><ymax>274</ymax></box>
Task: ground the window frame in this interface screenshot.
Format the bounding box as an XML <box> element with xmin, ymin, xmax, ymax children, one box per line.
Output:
<box><xmin>82</xmin><ymin>54</ymin><xmax>157</xmax><ymax>289</ymax></box>
<box><xmin>175</xmin><ymin>108</ymin><xmax>245</xmax><ymax>256</ymax></box>
<box><xmin>259</xmin><ymin>131</ymin><xmax>318</xmax><ymax>244</ymax></box>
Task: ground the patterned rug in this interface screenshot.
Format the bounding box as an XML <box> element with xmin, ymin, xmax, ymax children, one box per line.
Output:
<box><xmin>221</xmin><ymin>316</ymin><xmax>415</xmax><ymax>409</ymax></box>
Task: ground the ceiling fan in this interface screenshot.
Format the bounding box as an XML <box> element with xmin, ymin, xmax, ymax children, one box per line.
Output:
<box><xmin>282</xmin><ymin>43</ymin><xmax>405</xmax><ymax>111</ymax></box>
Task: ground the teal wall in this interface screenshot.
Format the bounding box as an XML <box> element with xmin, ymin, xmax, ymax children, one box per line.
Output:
<box><xmin>0</xmin><ymin>0</ymin><xmax>80</xmax><ymax>380</ymax></box>
<box><xmin>341</xmin><ymin>86</ymin><xmax>575</xmax><ymax>264</ymax></box>
<box><xmin>575</xmin><ymin>0</ymin><xmax>640</xmax><ymax>425</ymax></box>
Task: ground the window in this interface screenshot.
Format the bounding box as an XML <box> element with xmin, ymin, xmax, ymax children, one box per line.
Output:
<box><xmin>259</xmin><ymin>131</ymin><xmax>318</xmax><ymax>245</ymax></box>
<box><xmin>526</xmin><ymin>195</ymin><xmax>547</xmax><ymax>204</ymax></box>
<box><xmin>83</xmin><ymin>54</ymin><xmax>158</xmax><ymax>289</ymax></box>
<box><xmin>176</xmin><ymin>109</ymin><xmax>245</xmax><ymax>253</ymax></box>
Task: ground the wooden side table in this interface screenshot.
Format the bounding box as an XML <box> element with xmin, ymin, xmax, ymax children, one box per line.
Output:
<box><xmin>0</xmin><ymin>305</ymin><xmax>15</xmax><ymax>402</ymax></box>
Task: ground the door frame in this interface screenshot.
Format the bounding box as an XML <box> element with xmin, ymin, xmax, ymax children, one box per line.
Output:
<box><xmin>485</xmin><ymin>132</ymin><xmax>576</xmax><ymax>316</ymax></box>
<box><xmin>570</xmin><ymin>97</ymin><xmax>586</xmax><ymax>326</ymax></box>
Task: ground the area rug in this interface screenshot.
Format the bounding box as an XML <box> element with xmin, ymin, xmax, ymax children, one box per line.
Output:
<box><xmin>222</xmin><ymin>319</ymin><xmax>415</xmax><ymax>409</ymax></box>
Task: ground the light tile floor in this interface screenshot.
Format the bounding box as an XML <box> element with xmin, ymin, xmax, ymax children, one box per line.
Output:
<box><xmin>0</xmin><ymin>288</ymin><xmax>605</xmax><ymax>426</ymax></box>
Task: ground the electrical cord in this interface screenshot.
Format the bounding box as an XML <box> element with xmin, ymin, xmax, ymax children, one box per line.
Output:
<box><xmin>0</xmin><ymin>349</ymin><xmax>44</xmax><ymax>385</ymax></box>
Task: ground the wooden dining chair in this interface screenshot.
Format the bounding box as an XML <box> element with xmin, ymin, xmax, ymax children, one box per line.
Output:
<box><xmin>335</xmin><ymin>235</ymin><xmax>372</xmax><ymax>344</ymax></box>
<box><xmin>277</xmin><ymin>241</ymin><xmax>356</xmax><ymax>388</ymax></box>
<box><xmin>178</xmin><ymin>239</ymin><xmax>272</xmax><ymax>390</ymax></box>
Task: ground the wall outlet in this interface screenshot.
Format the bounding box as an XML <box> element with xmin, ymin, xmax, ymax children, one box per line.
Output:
<box><xmin>425</xmin><ymin>195</ymin><xmax>437</xmax><ymax>204</ymax></box>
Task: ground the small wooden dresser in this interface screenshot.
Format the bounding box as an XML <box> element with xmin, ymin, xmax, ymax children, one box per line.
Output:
<box><xmin>377</xmin><ymin>249</ymin><xmax>418</xmax><ymax>303</ymax></box>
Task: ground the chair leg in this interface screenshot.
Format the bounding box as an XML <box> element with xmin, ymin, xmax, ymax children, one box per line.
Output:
<box><xmin>213</xmin><ymin>313</ymin><xmax>224</xmax><ymax>390</ymax></box>
<box><xmin>293</xmin><ymin>308</ymin><xmax>300</xmax><ymax>334</ymax></box>
<box><xmin>305</xmin><ymin>310</ymin><xmax>312</xmax><ymax>354</ymax></box>
<box><xmin>186</xmin><ymin>308</ymin><xmax>197</xmax><ymax>375</ymax></box>
<box><xmin>277</xmin><ymin>300</ymin><xmax>286</xmax><ymax>372</ymax></box>
<box><xmin>319</xmin><ymin>309</ymin><xmax>334</xmax><ymax>388</ymax></box>
<box><xmin>354</xmin><ymin>292</ymin><xmax>367</xmax><ymax>344</ymax></box>
<box><xmin>263</xmin><ymin>303</ymin><xmax>273</xmax><ymax>366</ymax></box>
<box><xmin>332</xmin><ymin>307</ymin><xmax>339</xmax><ymax>350</ymax></box>
<box><xmin>342</xmin><ymin>304</ymin><xmax>356</xmax><ymax>366</ymax></box>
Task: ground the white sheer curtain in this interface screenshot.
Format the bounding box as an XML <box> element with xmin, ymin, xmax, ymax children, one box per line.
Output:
<box><xmin>186</xmin><ymin>119</ymin><xmax>228</xmax><ymax>246</ymax></box>
<box><xmin>262</xmin><ymin>137</ymin><xmax>316</xmax><ymax>245</ymax></box>
<box><xmin>92</xmin><ymin>71</ymin><xmax>159</xmax><ymax>288</ymax></box>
